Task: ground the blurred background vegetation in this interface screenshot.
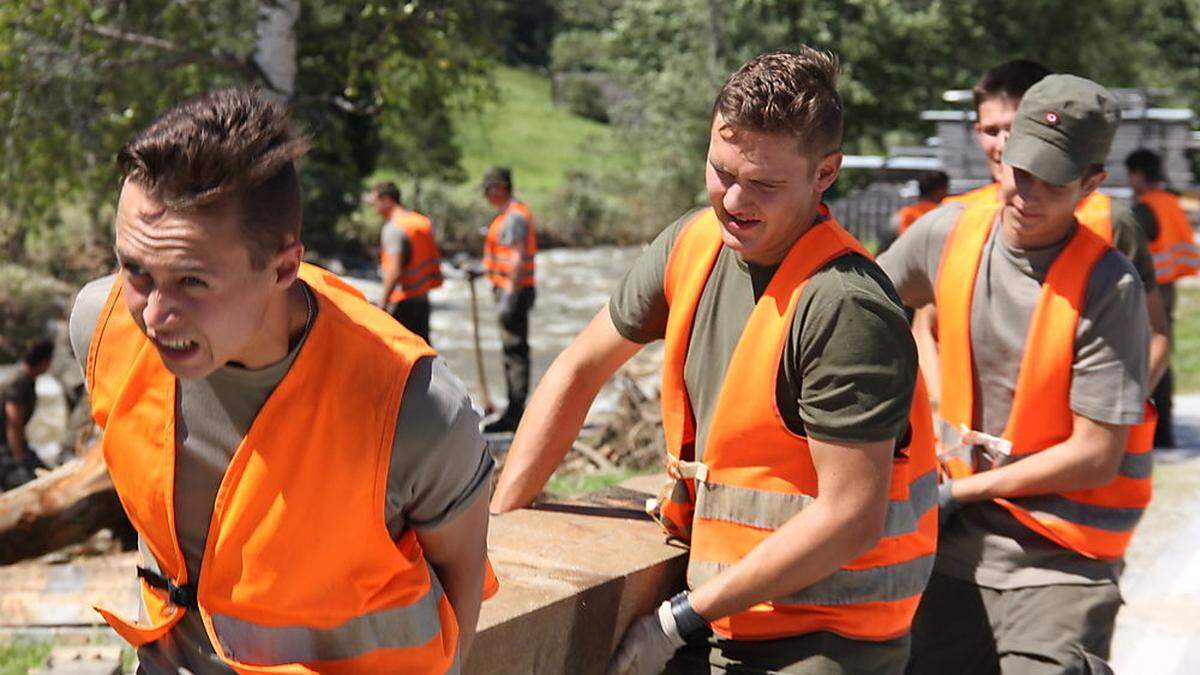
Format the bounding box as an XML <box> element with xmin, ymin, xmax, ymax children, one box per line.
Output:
<box><xmin>1</xmin><ymin>0</ymin><xmax>1198</xmax><ymax>282</ymax></box>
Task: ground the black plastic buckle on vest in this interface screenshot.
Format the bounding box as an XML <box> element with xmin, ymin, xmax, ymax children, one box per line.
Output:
<box><xmin>136</xmin><ymin>566</ymin><xmax>198</xmax><ymax>611</ymax></box>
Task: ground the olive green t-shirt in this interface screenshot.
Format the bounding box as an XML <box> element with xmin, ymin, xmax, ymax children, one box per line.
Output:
<box><xmin>610</xmin><ymin>209</ymin><xmax>919</xmax><ymax>456</ymax></box>
<box><xmin>1109</xmin><ymin>200</ymin><xmax>1158</xmax><ymax>293</ymax></box>
<box><xmin>70</xmin><ymin>276</ymin><xmax>491</xmax><ymax>675</ymax></box>
<box><xmin>878</xmin><ymin>203</ymin><xmax>1149</xmax><ymax>590</ymax></box>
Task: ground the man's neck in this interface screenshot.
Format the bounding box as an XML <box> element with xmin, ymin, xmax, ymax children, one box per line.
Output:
<box><xmin>227</xmin><ymin>282</ymin><xmax>309</xmax><ymax>371</ymax></box>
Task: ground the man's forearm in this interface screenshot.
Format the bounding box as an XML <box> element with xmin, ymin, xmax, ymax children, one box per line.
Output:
<box><xmin>1147</xmin><ymin>286</ymin><xmax>1170</xmax><ymax>388</ymax></box>
<box><xmin>433</xmin><ymin>559</ymin><xmax>483</xmax><ymax>658</ymax></box>
<box><xmin>490</xmin><ymin>356</ymin><xmax>603</xmax><ymax>512</ymax></box>
<box><xmin>379</xmin><ymin>269</ymin><xmax>400</xmax><ymax>307</ymax></box>
<box><xmin>6</xmin><ymin>426</ymin><xmax>28</xmax><ymax>462</ymax></box>
<box><xmin>952</xmin><ymin>423</ymin><xmax>1129</xmax><ymax>503</ymax></box>
<box><xmin>687</xmin><ymin>495</ymin><xmax>883</xmax><ymax>622</ymax></box>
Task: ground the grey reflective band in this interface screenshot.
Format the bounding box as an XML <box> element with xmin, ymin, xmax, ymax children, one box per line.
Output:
<box><xmin>1118</xmin><ymin>451</ymin><xmax>1154</xmax><ymax>480</ymax></box>
<box><xmin>400</xmin><ymin>270</ymin><xmax>445</xmax><ymax>291</ymax></box>
<box><xmin>1008</xmin><ymin>495</ymin><xmax>1144</xmax><ymax>533</ymax></box>
<box><xmin>692</xmin><ymin>470</ymin><xmax>936</xmax><ymax>539</ymax></box>
<box><xmin>688</xmin><ymin>554</ymin><xmax>934</xmax><ymax>607</ymax></box>
<box><xmin>211</xmin><ymin>576</ymin><xmax>445</xmax><ymax>665</ymax></box>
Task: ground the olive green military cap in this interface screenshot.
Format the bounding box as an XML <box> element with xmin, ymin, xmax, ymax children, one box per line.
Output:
<box><xmin>1002</xmin><ymin>74</ymin><xmax>1121</xmax><ymax>185</ymax></box>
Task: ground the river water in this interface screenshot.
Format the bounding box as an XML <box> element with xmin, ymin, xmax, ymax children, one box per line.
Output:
<box><xmin>16</xmin><ymin>245</ymin><xmax>648</xmax><ymax>460</ymax></box>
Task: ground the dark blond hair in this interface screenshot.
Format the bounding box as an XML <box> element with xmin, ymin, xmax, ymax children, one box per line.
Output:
<box><xmin>712</xmin><ymin>48</ymin><xmax>844</xmax><ymax>157</ymax></box>
<box><xmin>117</xmin><ymin>88</ymin><xmax>310</xmax><ymax>267</ymax></box>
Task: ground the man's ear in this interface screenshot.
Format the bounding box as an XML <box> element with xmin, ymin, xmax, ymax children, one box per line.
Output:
<box><xmin>814</xmin><ymin>152</ymin><xmax>843</xmax><ymax>193</ymax></box>
<box><xmin>272</xmin><ymin>240</ymin><xmax>305</xmax><ymax>288</ymax></box>
<box><xmin>1080</xmin><ymin>170</ymin><xmax>1107</xmax><ymax>198</ymax></box>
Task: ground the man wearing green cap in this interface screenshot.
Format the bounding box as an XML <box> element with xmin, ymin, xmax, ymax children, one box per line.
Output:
<box><xmin>880</xmin><ymin>75</ymin><xmax>1150</xmax><ymax>673</ymax></box>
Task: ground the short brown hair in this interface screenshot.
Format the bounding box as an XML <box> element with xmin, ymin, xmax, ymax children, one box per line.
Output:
<box><xmin>972</xmin><ymin>60</ymin><xmax>1053</xmax><ymax>115</ymax></box>
<box><xmin>117</xmin><ymin>88</ymin><xmax>310</xmax><ymax>268</ymax></box>
<box><xmin>712</xmin><ymin>48</ymin><xmax>844</xmax><ymax>156</ymax></box>
<box><xmin>372</xmin><ymin>181</ymin><xmax>401</xmax><ymax>204</ymax></box>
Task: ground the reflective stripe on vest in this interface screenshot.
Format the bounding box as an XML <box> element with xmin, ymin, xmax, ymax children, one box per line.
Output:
<box><xmin>658</xmin><ymin>207</ymin><xmax>938</xmax><ymax>641</ymax></box>
<box><xmin>1143</xmin><ymin>190</ymin><xmax>1199</xmax><ymax>283</ymax></box>
<box><xmin>935</xmin><ymin>202</ymin><xmax>1153</xmax><ymax>560</ymax></box>
<box><xmin>87</xmin><ymin>265</ymin><xmax>469</xmax><ymax>673</ymax></box>
<box><xmin>382</xmin><ymin>212</ymin><xmax>444</xmax><ymax>303</ymax></box>
<box><xmin>483</xmin><ymin>201</ymin><xmax>536</xmax><ymax>290</ymax></box>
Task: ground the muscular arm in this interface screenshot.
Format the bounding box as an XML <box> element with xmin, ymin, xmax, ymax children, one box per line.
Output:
<box><xmin>688</xmin><ymin>437</ymin><xmax>895</xmax><ymax>621</ymax></box>
<box><xmin>5</xmin><ymin>400</ymin><xmax>32</xmax><ymax>462</ymax></box>
<box><xmin>951</xmin><ymin>413</ymin><xmax>1129</xmax><ymax>502</ymax></box>
<box><xmin>1146</xmin><ymin>287</ymin><xmax>1170</xmax><ymax>389</ymax></box>
<box><xmin>490</xmin><ymin>306</ymin><xmax>643</xmax><ymax>513</ymax></box>
<box><xmin>416</xmin><ymin>489</ymin><xmax>490</xmax><ymax>659</ymax></box>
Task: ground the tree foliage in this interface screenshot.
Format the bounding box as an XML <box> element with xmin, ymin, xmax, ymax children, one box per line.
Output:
<box><xmin>0</xmin><ymin>0</ymin><xmax>498</xmax><ymax>271</ymax></box>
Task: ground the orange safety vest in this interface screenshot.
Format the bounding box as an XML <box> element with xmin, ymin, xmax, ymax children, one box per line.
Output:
<box><xmin>945</xmin><ymin>182</ymin><xmax>999</xmax><ymax>205</ymax></box>
<box><xmin>654</xmin><ymin>207</ymin><xmax>938</xmax><ymax>642</ymax></box>
<box><xmin>483</xmin><ymin>201</ymin><xmax>536</xmax><ymax>291</ymax></box>
<box><xmin>947</xmin><ymin>181</ymin><xmax>1115</xmax><ymax>240</ymax></box>
<box><xmin>897</xmin><ymin>200</ymin><xmax>940</xmax><ymax>234</ymax></box>
<box><xmin>1141</xmin><ymin>189</ymin><xmax>1199</xmax><ymax>283</ymax></box>
<box><xmin>382</xmin><ymin>211</ymin><xmax>444</xmax><ymax>303</ymax></box>
<box><xmin>86</xmin><ymin>264</ymin><xmax>495</xmax><ymax>674</ymax></box>
<box><xmin>935</xmin><ymin>201</ymin><xmax>1154</xmax><ymax>561</ymax></box>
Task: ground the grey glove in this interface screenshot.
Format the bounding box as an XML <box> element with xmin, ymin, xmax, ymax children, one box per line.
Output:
<box><xmin>606</xmin><ymin>601</ymin><xmax>686</xmax><ymax>675</ymax></box>
<box><xmin>937</xmin><ymin>479</ymin><xmax>959</xmax><ymax>527</ymax></box>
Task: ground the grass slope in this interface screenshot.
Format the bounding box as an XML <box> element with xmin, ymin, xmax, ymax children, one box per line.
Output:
<box><xmin>1173</xmin><ymin>286</ymin><xmax>1200</xmax><ymax>393</ymax></box>
<box><xmin>451</xmin><ymin>67</ymin><xmax>621</xmax><ymax>210</ymax></box>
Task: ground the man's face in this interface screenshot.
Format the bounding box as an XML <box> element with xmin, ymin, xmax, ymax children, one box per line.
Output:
<box><xmin>114</xmin><ymin>181</ymin><xmax>296</xmax><ymax>379</ymax></box>
<box><xmin>976</xmin><ymin>96</ymin><xmax>1018</xmax><ymax>183</ymax></box>
<box><xmin>484</xmin><ymin>184</ymin><xmax>509</xmax><ymax>210</ymax></box>
<box><xmin>998</xmin><ymin>163</ymin><xmax>1102</xmax><ymax>248</ymax></box>
<box><xmin>1127</xmin><ymin>169</ymin><xmax>1149</xmax><ymax>194</ymax></box>
<box><xmin>704</xmin><ymin>113</ymin><xmax>841</xmax><ymax>266</ymax></box>
<box><xmin>371</xmin><ymin>193</ymin><xmax>394</xmax><ymax>218</ymax></box>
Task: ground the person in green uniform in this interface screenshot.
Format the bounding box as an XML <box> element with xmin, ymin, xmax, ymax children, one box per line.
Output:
<box><xmin>492</xmin><ymin>48</ymin><xmax>923</xmax><ymax>674</ymax></box>
<box><xmin>881</xmin><ymin>75</ymin><xmax>1149</xmax><ymax>675</ymax></box>
<box><xmin>1</xmin><ymin>339</ymin><xmax>54</xmax><ymax>489</ymax></box>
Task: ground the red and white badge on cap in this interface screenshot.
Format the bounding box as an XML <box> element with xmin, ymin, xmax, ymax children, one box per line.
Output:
<box><xmin>1045</xmin><ymin>111</ymin><xmax>1060</xmax><ymax>125</ymax></box>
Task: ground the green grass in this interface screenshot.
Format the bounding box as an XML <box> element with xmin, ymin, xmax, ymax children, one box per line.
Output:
<box><xmin>0</xmin><ymin>639</ymin><xmax>52</xmax><ymax>675</ymax></box>
<box><xmin>1174</xmin><ymin>286</ymin><xmax>1200</xmax><ymax>393</ymax></box>
<box><xmin>545</xmin><ymin>466</ymin><xmax>657</xmax><ymax>499</ymax></box>
<box><xmin>451</xmin><ymin>67</ymin><xmax>625</xmax><ymax>211</ymax></box>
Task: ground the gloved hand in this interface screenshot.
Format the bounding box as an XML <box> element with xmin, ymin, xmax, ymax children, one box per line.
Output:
<box><xmin>606</xmin><ymin>601</ymin><xmax>686</xmax><ymax>675</ymax></box>
<box><xmin>937</xmin><ymin>479</ymin><xmax>960</xmax><ymax>527</ymax></box>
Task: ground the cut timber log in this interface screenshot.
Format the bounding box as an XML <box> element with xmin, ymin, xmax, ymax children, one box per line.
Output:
<box><xmin>0</xmin><ymin>446</ymin><xmax>132</xmax><ymax>565</ymax></box>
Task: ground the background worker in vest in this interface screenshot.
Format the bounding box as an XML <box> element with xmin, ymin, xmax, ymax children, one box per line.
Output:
<box><xmin>880</xmin><ymin>75</ymin><xmax>1151</xmax><ymax>674</ymax></box>
<box><xmin>480</xmin><ymin>166</ymin><xmax>536</xmax><ymax>433</ymax></box>
<box><xmin>1125</xmin><ymin>149</ymin><xmax>1198</xmax><ymax>447</ymax></box>
<box><xmin>71</xmin><ymin>88</ymin><xmax>494</xmax><ymax>674</ymax></box>
<box><xmin>372</xmin><ymin>180</ymin><xmax>444</xmax><ymax>343</ymax></box>
<box><xmin>916</xmin><ymin>59</ymin><xmax>1169</xmax><ymax>412</ymax></box>
<box><xmin>896</xmin><ymin>171</ymin><xmax>949</xmax><ymax>236</ymax></box>
<box><xmin>492</xmin><ymin>48</ymin><xmax>938</xmax><ymax>674</ymax></box>
<box><xmin>1</xmin><ymin>338</ymin><xmax>54</xmax><ymax>490</ymax></box>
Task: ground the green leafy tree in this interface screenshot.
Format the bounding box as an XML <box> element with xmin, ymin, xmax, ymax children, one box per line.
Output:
<box><xmin>0</xmin><ymin>0</ymin><xmax>497</xmax><ymax>272</ymax></box>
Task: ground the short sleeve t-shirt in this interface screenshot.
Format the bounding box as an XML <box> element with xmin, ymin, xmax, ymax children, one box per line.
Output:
<box><xmin>70</xmin><ymin>276</ymin><xmax>492</xmax><ymax>675</ymax></box>
<box><xmin>609</xmin><ymin>209</ymin><xmax>919</xmax><ymax>457</ymax></box>
<box><xmin>878</xmin><ymin>203</ymin><xmax>1150</xmax><ymax>589</ymax></box>
<box><xmin>0</xmin><ymin>369</ymin><xmax>37</xmax><ymax>446</ymax></box>
<box><xmin>380</xmin><ymin>219</ymin><xmax>411</xmax><ymax>267</ymax></box>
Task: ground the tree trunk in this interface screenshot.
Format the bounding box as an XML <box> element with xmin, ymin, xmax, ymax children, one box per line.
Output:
<box><xmin>0</xmin><ymin>445</ymin><xmax>132</xmax><ymax>565</ymax></box>
<box><xmin>253</xmin><ymin>0</ymin><xmax>301</xmax><ymax>99</ymax></box>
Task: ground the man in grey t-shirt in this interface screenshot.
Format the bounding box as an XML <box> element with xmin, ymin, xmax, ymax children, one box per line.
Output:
<box><xmin>880</xmin><ymin>76</ymin><xmax>1149</xmax><ymax>674</ymax></box>
<box><xmin>79</xmin><ymin>88</ymin><xmax>492</xmax><ymax>673</ymax></box>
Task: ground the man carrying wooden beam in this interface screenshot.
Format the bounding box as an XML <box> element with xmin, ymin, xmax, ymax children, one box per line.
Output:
<box><xmin>70</xmin><ymin>88</ymin><xmax>494</xmax><ymax>674</ymax></box>
<box><xmin>492</xmin><ymin>48</ymin><xmax>938</xmax><ymax>674</ymax></box>
<box><xmin>880</xmin><ymin>74</ymin><xmax>1153</xmax><ymax>674</ymax></box>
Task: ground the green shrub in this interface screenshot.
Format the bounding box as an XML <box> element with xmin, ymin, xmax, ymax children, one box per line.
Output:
<box><xmin>0</xmin><ymin>264</ymin><xmax>71</xmax><ymax>362</ymax></box>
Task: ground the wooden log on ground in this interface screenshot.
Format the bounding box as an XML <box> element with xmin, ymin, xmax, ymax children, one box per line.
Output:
<box><xmin>0</xmin><ymin>446</ymin><xmax>132</xmax><ymax>565</ymax></box>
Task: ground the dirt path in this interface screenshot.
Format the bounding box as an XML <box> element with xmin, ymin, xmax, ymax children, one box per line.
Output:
<box><xmin>1110</xmin><ymin>393</ymin><xmax>1200</xmax><ymax>673</ymax></box>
